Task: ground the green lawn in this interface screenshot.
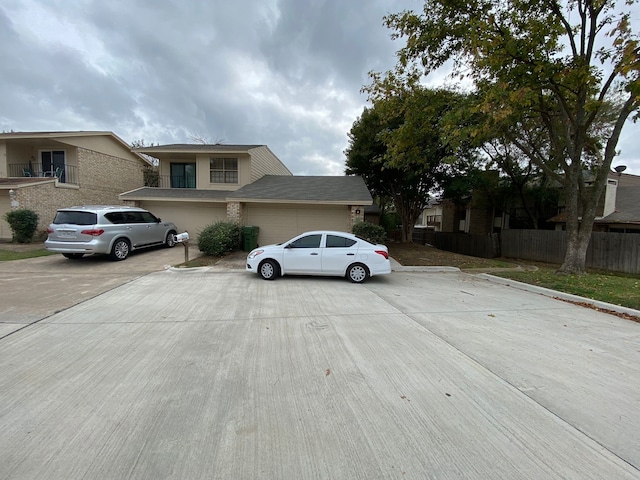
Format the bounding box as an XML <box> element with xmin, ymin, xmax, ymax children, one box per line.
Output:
<box><xmin>494</xmin><ymin>267</ymin><xmax>640</xmax><ymax>311</ymax></box>
<box><xmin>0</xmin><ymin>249</ymin><xmax>54</xmax><ymax>261</ymax></box>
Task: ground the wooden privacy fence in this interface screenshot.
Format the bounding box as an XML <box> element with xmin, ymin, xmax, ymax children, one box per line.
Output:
<box><xmin>412</xmin><ymin>229</ymin><xmax>500</xmax><ymax>258</ymax></box>
<box><xmin>413</xmin><ymin>228</ymin><xmax>640</xmax><ymax>274</ymax></box>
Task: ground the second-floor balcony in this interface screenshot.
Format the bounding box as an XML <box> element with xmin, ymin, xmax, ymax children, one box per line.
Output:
<box><xmin>8</xmin><ymin>163</ymin><xmax>78</xmax><ymax>185</ymax></box>
<box><xmin>145</xmin><ymin>175</ymin><xmax>196</xmax><ymax>189</ymax></box>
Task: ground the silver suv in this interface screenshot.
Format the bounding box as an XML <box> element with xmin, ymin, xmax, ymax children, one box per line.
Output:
<box><xmin>45</xmin><ymin>205</ymin><xmax>178</xmax><ymax>261</ymax></box>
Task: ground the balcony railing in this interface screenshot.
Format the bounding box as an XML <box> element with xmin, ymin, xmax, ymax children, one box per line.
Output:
<box><xmin>8</xmin><ymin>163</ymin><xmax>78</xmax><ymax>185</ymax></box>
<box><xmin>146</xmin><ymin>175</ymin><xmax>196</xmax><ymax>189</ymax></box>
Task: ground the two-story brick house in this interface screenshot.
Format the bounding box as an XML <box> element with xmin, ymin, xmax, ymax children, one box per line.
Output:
<box><xmin>122</xmin><ymin>144</ymin><xmax>372</xmax><ymax>245</ymax></box>
<box><xmin>0</xmin><ymin>131</ymin><xmax>151</xmax><ymax>240</ymax></box>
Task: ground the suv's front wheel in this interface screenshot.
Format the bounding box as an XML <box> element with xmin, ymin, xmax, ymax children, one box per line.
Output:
<box><xmin>110</xmin><ymin>238</ymin><xmax>131</xmax><ymax>261</ymax></box>
<box><xmin>165</xmin><ymin>231</ymin><xmax>177</xmax><ymax>248</ymax></box>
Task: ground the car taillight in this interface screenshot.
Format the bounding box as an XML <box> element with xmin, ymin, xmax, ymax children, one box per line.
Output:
<box><xmin>375</xmin><ymin>250</ymin><xmax>389</xmax><ymax>259</ymax></box>
<box><xmin>46</xmin><ymin>227</ymin><xmax>54</xmax><ymax>234</ymax></box>
<box><xmin>81</xmin><ymin>229</ymin><xmax>105</xmax><ymax>236</ymax></box>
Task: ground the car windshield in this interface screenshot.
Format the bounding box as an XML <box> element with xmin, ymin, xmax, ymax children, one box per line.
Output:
<box><xmin>53</xmin><ymin>211</ymin><xmax>97</xmax><ymax>226</ymax></box>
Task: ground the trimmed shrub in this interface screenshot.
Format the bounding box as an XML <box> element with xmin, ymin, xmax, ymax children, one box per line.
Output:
<box><xmin>197</xmin><ymin>221</ymin><xmax>241</xmax><ymax>256</ymax></box>
<box><xmin>4</xmin><ymin>209</ymin><xmax>39</xmax><ymax>243</ymax></box>
<box><xmin>352</xmin><ymin>221</ymin><xmax>387</xmax><ymax>245</ymax></box>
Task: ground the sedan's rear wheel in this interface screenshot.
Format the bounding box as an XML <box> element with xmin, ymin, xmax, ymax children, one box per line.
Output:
<box><xmin>347</xmin><ymin>263</ymin><xmax>369</xmax><ymax>283</ymax></box>
<box><xmin>110</xmin><ymin>238</ymin><xmax>130</xmax><ymax>261</ymax></box>
<box><xmin>259</xmin><ymin>259</ymin><xmax>279</xmax><ymax>280</ymax></box>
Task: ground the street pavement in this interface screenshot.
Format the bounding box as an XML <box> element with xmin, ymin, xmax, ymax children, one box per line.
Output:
<box><xmin>0</xmin><ymin>252</ymin><xmax>639</xmax><ymax>479</ymax></box>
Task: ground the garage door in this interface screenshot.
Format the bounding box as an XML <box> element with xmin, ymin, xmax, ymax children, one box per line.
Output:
<box><xmin>139</xmin><ymin>201</ymin><xmax>227</xmax><ymax>238</ymax></box>
<box><xmin>0</xmin><ymin>194</ymin><xmax>11</xmax><ymax>240</ymax></box>
<box><xmin>246</xmin><ymin>204</ymin><xmax>350</xmax><ymax>245</ymax></box>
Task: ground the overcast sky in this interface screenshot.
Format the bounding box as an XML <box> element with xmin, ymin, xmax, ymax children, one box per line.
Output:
<box><xmin>1</xmin><ymin>0</ymin><xmax>638</xmax><ymax>176</ymax></box>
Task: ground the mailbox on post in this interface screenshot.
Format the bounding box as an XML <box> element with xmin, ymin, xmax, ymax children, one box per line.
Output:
<box><xmin>173</xmin><ymin>232</ymin><xmax>190</xmax><ymax>263</ymax></box>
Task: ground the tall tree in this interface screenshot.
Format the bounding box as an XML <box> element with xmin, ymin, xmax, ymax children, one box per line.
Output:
<box><xmin>346</xmin><ymin>85</ymin><xmax>471</xmax><ymax>242</ymax></box>
<box><xmin>384</xmin><ymin>0</ymin><xmax>640</xmax><ymax>273</ymax></box>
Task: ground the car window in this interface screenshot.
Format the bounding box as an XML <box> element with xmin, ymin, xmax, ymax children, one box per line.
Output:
<box><xmin>289</xmin><ymin>234</ymin><xmax>321</xmax><ymax>248</ymax></box>
<box><xmin>104</xmin><ymin>212</ymin><xmax>127</xmax><ymax>224</ymax></box>
<box><xmin>53</xmin><ymin>211</ymin><xmax>97</xmax><ymax>226</ymax></box>
<box><xmin>121</xmin><ymin>212</ymin><xmax>141</xmax><ymax>223</ymax></box>
<box><xmin>140</xmin><ymin>211</ymin><xmax>158</xmax><ymax>223</ymax></box>
<box><xmin>326</xmin><ymin>235</ymin><xmax>357</xmax><ymax>248</ymax></box>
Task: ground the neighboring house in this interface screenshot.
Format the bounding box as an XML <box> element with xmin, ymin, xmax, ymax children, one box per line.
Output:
<box><xmin>416</xmin><ymin>198</ymin><xmax>444</xmax><ymax>231</ymax></box>
<box><xmin>548</xmin><ymin>171</ymin><xmax>640</xmax><ymax>232</ymax></box>
<box><xmin>0</xmin><ymin>131</ymin><xmax>151</xmax><ymax>240</ymax></box>
<box><xmin>435</xmin><ymin>169</ymin><xmax>640</xmax><ymax>234</ymax></box>
<box><xmin>122</xmin><ymin>144</ymin><xmax>371</xmax><ymax>245</ymax></box>
<box><xmin>588</xmin><ymin>172</ymin><xmax>640</xmax><ymax>233</ymax></box>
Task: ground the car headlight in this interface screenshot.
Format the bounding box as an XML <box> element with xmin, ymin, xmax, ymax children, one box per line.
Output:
<box><xmin>248</xmin><ymin>249</ymin><xmax>264</xmax><ymax>259</ymax></box>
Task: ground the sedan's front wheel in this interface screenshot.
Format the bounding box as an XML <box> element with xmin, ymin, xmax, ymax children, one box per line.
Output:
<box><xmin>259</xmin><ymin>259</ymin><xmax>279</xmax><ymax>280</ymax></box>
<box><xmin>347</xmin><ymin>263</ymin><xmax>369</xmax><ymax>283</ymax></box>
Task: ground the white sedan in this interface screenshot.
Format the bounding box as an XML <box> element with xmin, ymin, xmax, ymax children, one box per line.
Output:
<box><xmin>246</xmin><ymin>231</ymin><xmax>391</xmax><ymax>283</ymax></box>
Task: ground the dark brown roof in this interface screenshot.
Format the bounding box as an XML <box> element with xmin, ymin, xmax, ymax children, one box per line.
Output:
<box><xmin>120</xmin><ymin>176</ymin><xmax>373</xmax><ymax>204</ymax></box>
<box><xmin>120</xmin><ymin>187</ymin><xmax>229</xmax><ymax>201</ymax></box>
<box><xmin>134</xmin><ymin>144</ymin><xmax>263</xmax><ymax>153</ymax></box>
<box><xmin>227</xmin><ymin>175</ymin><xmax>372</xmax><ymax>204</ymax></box>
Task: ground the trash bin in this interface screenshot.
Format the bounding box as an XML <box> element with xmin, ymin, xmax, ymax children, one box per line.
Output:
<box><xmin>242</xmin><ymin>226</ymin><xmax>260</xmax><ymax>251</ymax></box>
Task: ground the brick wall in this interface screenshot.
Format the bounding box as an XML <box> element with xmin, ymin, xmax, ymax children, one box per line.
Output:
<box><xmin>78</xmin><ymin>148</ymin><xmax>145</xmax><ymax>204</ymax></box>
<box><xmin>15</xmin><ymin>182</ymin><xmax>82</xmax><ymax>235</ymax></box>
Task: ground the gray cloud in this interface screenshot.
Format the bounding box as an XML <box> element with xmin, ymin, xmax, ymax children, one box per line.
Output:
<box><xmin>0</xmin><ymin>0</ymin><xmax>638</xmax><ymax>175</ymax></box>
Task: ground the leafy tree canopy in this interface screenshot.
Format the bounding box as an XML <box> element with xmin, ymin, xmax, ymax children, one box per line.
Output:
<box><xmin>383</xmin><ymin>0</ymin><xmax>640</xmax><ymax>273</ymax></box>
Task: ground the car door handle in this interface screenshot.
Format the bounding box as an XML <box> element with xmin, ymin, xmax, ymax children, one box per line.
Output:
<box><xmin>310</xmin><ymin>252</ymin><xmax>319</xmax><ymax>255</ymax></box>
<box><xmin>347</xmin><ymin>253</ymin><xmax>355</xmax><ymax>256</ymax></box>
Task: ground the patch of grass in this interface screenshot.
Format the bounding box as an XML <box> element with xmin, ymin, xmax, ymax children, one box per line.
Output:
<box><xmin>0</xmin><ymin>249</ymin><xmax>55</xmax><ymax>261</ymax></box>
<box><xmin>494</xmin><ymin>267</ymin><xmax>640</xmax><ymax>311</ymax></box>
<box><xmin>178</xmin><ymin>255</ymin><xmax>217</xmax><ymax>268</ymax></box>
<box><xmin>388</xmin><ymin>242</ymin><xmax>517</xmax><ymax>270</ymax></box>
<box><xmin>389</xmin><ymin>242</ymin><xmax>640</xmax><ymax>311</ymax></box>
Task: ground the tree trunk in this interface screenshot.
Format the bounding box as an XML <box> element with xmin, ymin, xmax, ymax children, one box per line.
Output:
<box><xmin>558</xmin><ymin>226</ymin><xmax>591</xmax><ymax>274</ymax></box>
<box><xmin>557</xmin><ymin>171</ymin><xmax>603</xmax><ymax>275</ymax></box>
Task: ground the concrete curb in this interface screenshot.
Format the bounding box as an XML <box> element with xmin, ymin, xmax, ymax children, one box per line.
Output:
<box><xmin>477</xmin><ymin>273</ymin><xmax>640</xmax><ymax>318</ymax></box>
<box><xmin>390</xmin><ymin>258</ymin><xmax>460</xmax><ymax>273</ymax></box>
<box><xmin>392</xmin><ymin>265</ymin><xmax>461</xmax><ymax>273</ymax></box>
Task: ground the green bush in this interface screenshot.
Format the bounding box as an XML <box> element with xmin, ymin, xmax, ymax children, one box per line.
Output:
<box><xmin>4</xmin><ymin>209</ymin><xmax>39</xmax><ymax>243</ymax></box>
<box><xmin>197</xmin><ymin>221</ymin><xmax>241</xmax><ymax>256</ymax></box>
<box><xmin>352</xmin><ymin>221</ymin><xmax>387</xmax><ymax>245</ymax></box>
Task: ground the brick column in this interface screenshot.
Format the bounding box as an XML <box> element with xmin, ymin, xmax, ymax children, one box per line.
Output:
<box><xmin>350</xmin><ymin>205</ymin><xmax>365</xmax><ymax>228</ymax></box>
<box><xmin>226</xmin><ymin>202</ymin><xmax>246</xmax><ymax>225</ymax></box>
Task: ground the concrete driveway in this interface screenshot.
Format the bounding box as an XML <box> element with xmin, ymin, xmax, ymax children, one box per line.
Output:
<box><xmin>0</xmin><ymin>244</ymin><xmax>200</xmax><ymax>329</ymax></box>
<box><xmin>0</xmin><ymin>258</ymin><xmax>639</xmax><ymax>479</ymax></box>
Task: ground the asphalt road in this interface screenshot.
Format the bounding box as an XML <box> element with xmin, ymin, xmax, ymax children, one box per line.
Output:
<box><xmin>0</xmin><ymin>254</ymin><xmax>639</xmax><ymax>479</ymax></box>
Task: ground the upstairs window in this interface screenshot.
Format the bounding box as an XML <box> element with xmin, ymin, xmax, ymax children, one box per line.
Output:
<box><xmin>171</xmin><ymin>163</ymin><xmax>196</xmax><ymax>188</ymax></box>
<box><xmin>210</xmin><ymin>157</ymin><xmax>238</xmax><ymax>184</ymax></box>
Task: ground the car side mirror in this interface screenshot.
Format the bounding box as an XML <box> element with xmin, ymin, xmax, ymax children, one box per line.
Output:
<box><xmin>156</xmin><ymin>218</ymin><xmax>162</xmax><ymax>222</ymax></box>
